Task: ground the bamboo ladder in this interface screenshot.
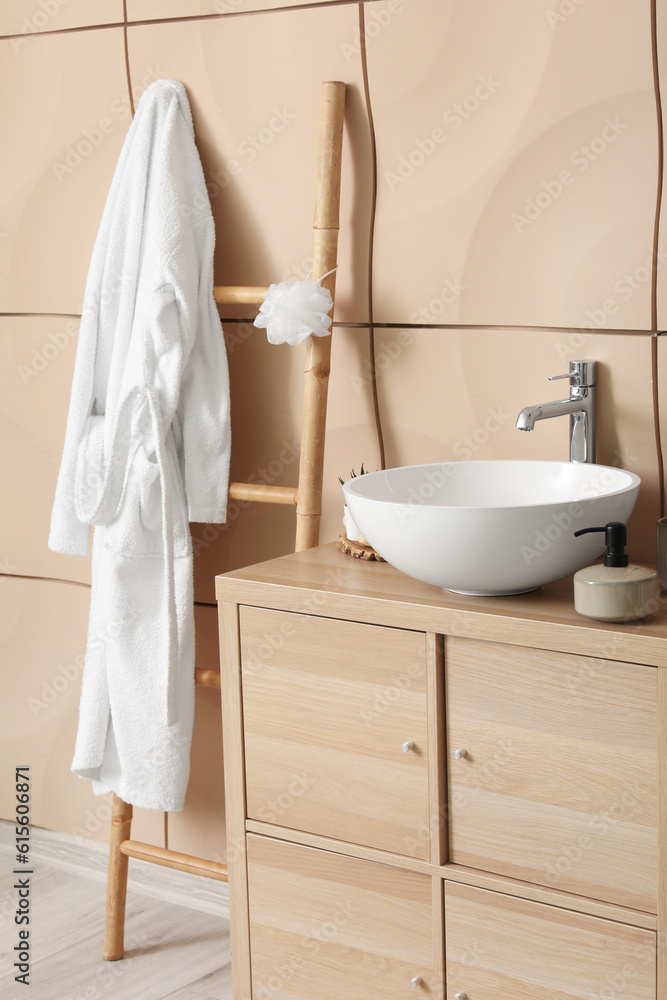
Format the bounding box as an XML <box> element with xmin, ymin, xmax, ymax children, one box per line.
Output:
<box><xmin>103</xmin><ymin>80</ymin><xmax>346</xmax><ymax>961</ymax></box>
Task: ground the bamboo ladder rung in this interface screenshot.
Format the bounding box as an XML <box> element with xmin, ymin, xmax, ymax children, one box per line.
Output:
<box><xmin>194</xmin><ymin>668</ymin><xmax>221</xmax><ymax>689</ymax></box>
<box><xmin>118</xmin><ymin>841</ymin><xmax>229</xmax><ymax>882</ymax></box>
<box><xmin>228</xmin><ymin>482</ymin><xmax>298</xmax><ymax>505</ymax></box>
<box><xmin>213</xmin><ymin>285</ymin><xmax>268</xmax><ymax>306</ymax></box>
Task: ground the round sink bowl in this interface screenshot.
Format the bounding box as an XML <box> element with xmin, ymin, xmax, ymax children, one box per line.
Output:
<box><xmin>342</xmin><ymin>460</ymin><xmax>641</xmax><ymax>596</ymax></box>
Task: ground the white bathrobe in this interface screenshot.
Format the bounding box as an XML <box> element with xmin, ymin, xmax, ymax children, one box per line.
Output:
<box><xmin>49</xmin><ymin>80</ymin><xmax>230</xmax><ymax>811</ymax></box>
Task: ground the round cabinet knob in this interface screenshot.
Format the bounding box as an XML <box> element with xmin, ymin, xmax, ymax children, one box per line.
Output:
<box><xmin>410</xmin><ymin>976</ymin><xmax>423</xmax><ymax>988</ymax></box>
<box><xmin>402</xmin><ymin>741</ymin><xmax>416</xmax><ymax>753</ymax></box>
<box><xmin>454</xmin><ymin>993</ymin><xmax>468</xmax><ymax>1000</ymax></box>
<box><xmin>452</xmin><ymin>748</ymin><xmax>468</xmax><ymax>760</ymax></box>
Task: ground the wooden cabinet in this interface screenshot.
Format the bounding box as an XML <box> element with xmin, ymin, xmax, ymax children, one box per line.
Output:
<box><xmin>241</xmin><ymin>608</ymin><xmax>431</xmax><ymax>858</ymax></box>
<box><xmin>246</xmin><ymin>835</ymin><xmax>439</xmax><ymax>1000</ymax></box>
<box><xmin>217</xmin><ymin>545</ymin><xmax>666</xmax><ymax>1000</ymax></box>
<box><xmin>445</xmin><ymin>882</ymin><xmax>656</xmax><ymax>999</ymax></box>
<box><xmin>446</xmin><ymin>636</ymin><xmax>658</xmax><ymax>911</ymax></box>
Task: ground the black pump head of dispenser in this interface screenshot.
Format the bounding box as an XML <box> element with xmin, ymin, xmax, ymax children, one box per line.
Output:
<box><xmin>573</xmin><ymin>521</ymin><xmax>629</xmax><ymax>567</ymax></box>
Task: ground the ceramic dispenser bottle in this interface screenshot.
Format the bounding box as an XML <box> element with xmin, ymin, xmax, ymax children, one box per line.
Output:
<box><xmin>573</xmin><ymin>521</ymin><xmax>658</xmax><ymax>622</ymax></box>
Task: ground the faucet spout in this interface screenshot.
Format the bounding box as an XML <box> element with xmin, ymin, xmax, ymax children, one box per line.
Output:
<box><xmin>515</xmin><ymin>397</ymin><xmax>586</xmax><ymax>432</ymax></box>
<box><xmin>515</xmin><ymin>360</ymin><xmax>597</xmax><ymax>463</ymax></box>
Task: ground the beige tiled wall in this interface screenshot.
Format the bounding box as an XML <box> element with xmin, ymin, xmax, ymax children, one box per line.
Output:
<box><xmin>1</xmin><ymin>1</ymin><xmax>666</xmax><ymax>855</ymax></box>
<box><xmin>367</xmin><ymin>0</ymin><xmax>658</xmax><ymax>329</ymax></box>
<box><xmin>0</xmin><ymin>28</ymin><xmax>131</xmax><ymax>313</ymax></box>
<box><xmin>0</xmin><ymin>576</ymin><xmax>164</xmax><ymax>848</ymax></box>
<box><xmin>127</xmin><ymin>0</ymin><xmax>345</xmax><ymax>21</ymax></box>
<box><xmin>0</xmin><ymin>316</ymin><xmax>90</xmax><ymax>583</ymax></box>
<box><xmin>0</xmin><ymin>0</ymin><xmax>122</xmax><ymax>37</ymax></box>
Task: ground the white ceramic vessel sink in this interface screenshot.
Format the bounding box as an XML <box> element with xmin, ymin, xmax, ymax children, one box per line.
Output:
<box><xmin>343</xmin><ymin>461</ymin><xmax>641</xmax><ymax>595</ymax></box>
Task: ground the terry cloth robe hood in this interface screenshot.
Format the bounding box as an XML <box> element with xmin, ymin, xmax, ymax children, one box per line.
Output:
<box><xmin>48</xmin><ymin>79</ymin><xmax>231</xmax><ymax>811</ymax></box>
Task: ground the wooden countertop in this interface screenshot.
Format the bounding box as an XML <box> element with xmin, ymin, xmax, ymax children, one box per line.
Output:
<box><xmin>216</xmin><ymin>543</ymin><xmax>667</xmax><ymax>666</ymax></box>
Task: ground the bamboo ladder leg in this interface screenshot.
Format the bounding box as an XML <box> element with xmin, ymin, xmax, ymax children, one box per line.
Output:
<box><xmin>103</xmin><ymin>794</ymin><xmax>133</xmax><ymax>960</ymax></box>
<box><xmin>295</xmin><ymin>81</ymin><xmax>346</xmax><ymax>552</ymax></box>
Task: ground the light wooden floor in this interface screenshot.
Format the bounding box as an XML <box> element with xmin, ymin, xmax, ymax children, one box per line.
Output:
<box><xmin>0</xmin><ymin>820</ymin><xmax>232</xmax><ymax>1000</ymax></box>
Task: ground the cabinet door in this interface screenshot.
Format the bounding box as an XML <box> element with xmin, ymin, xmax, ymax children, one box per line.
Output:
<box><xmin>246</xmin><ymin>835</ymin><xmax>440</xmax><ymax>1000</ymax></box>
<box><xmin>446</xmin><ymin>637</ymin><xmax>657</xmax><ymax>910</ymax></box>
<box><xmin>445</xmin><ymin>881</ymin><xmax>656</xmax><ymax>1000</ymax></box>
<box><xmin>241</xmin><ymin>608</ymin><xmax>430</xmax><ymax>858</ymax></box>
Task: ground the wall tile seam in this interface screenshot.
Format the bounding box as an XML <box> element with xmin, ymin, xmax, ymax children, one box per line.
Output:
<box><xmin>649</xmin><ymin>0</ymin><xmax>665</xmax><ymax>516</ymax></box>
<box><xmin>0</xmin><ymin>572</ymin><xmax>91</xmax><ymax>590</ymax></box>
<box><xmin>0</xmin><ymin>313</ymin><xmax>81</xmax><ymax>320</ymax></box>
<box><xmin>357</xmin><ymin>324</ymin><xmax>662</xmax><ymax>336</ymax></box>
<box><xmin>650</xmin><ymin>0</ymin><xmax>664</xmax><ymax>334</ymax></box>
<box><xmin>0</xmin><ymin>21</ymin><xmax>124</xmax><ymax>41</ymax></box>
<box><xmin>217</xmin><ymin>319</ymin><xmax>374</xmax><ymax>327</ymax></box>
<box><xmin>0</xmin><ymin>0</ymin><xmax>362</xmax><ymax>41</ymax></box>
<box><xmin>126</xmin><ymin>0</ymin><xmax>362</xmax><ymax>26</ymax></box>
<box><xmin>122</xmin><ymin>0</ymin><xmax>135</xmax><ymax>116</ymax></box>
<box><xmin>2</xmin><ymin>316</ymin><xmax>662</xmax><ymax>336</ymax></box>
<box><xmin>0</xmin><ymin>314</ymin><xmax>372</xmax><ymax>325</ymax></box>
<box><xmin>357</xmin><ymin>1</ymin><xmax>384</xmax><ymax>468</ymax></box>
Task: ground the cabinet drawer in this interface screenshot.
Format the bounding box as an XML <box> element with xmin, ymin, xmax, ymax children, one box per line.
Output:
<box><xmin>446</xmin><ymin>637</ymin><xmax>657</xmax><ymax>910</ymax></box>
<box><xmin>247</xmin><ymin>835</ymin><xmax>438</xmax><ymax>1000</ymax></box>
<box><xmin>445</xmin><ymin>882</ymin><xmax>656</xmax><ymax>999</ymax></box>
<box><xmin>241</xmin><ymin>608</ymin><xmax>430</xmax><ymax>858</ymax></box>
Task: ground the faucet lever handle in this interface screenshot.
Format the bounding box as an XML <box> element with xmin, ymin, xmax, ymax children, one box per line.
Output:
<box><xmin>548</xmin><ymin>359</ymin><xmax>596</xmax><ymax>387</ymax></box>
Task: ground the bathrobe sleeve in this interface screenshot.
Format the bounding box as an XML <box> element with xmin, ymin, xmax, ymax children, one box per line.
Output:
<box><xmin>148</xmin><ymin>250</ymin><xmax>230</xmax><ymax>527</ymax></box>
<box><xmin>158</xmin><ymin>94</ymin><xmax>230</xmax><ymax>526</ymax></box>
<box><xmin>179</xmin><ymin>284</ymin><xmax>231</xmax><ymax>526</ymax></box>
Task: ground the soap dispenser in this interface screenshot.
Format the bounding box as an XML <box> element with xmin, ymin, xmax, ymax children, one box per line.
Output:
<box><xmin>573</xmin><ymin>521</ymin><xmax>658</xmax><ymax>622</ymax></box>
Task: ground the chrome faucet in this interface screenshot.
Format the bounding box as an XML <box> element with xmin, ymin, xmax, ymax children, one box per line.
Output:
<box><xmin>515</xmin><ymin>360</ymin><xmax>596</xmax><ymax>463</ymax></box>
